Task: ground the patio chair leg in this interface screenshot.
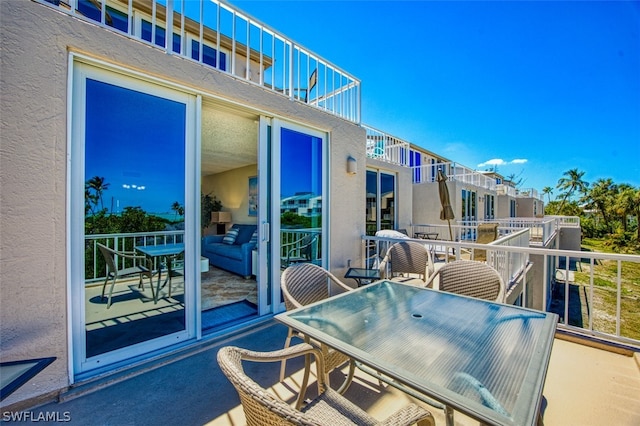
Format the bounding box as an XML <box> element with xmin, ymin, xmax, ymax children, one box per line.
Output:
<box><xmin>105</xmin><ymin>277</ymin><xmax>117</xmax><ymax>309</ymax></box>
<box><xmin>279</xmin><ymin>327</ymin><xmax>295</xmax><ymax>382</ymax></box>
<box><xmin>100</xmin><ymin>276</ymin><xmax>109</xmax><ymax>301</ymax></box>
<box><xmin>296</xmin><ymin>352</ymin><xmax>313</xmax><ymax>410</ymax></box>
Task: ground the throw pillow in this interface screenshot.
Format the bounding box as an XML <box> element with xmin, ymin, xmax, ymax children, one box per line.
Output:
<box><xmin>223</xmin><ymin>228</ymin><xmax>239</xmax><ymax>245</ymax></box>
<box><xmin>249</xmin><ymin>230</ymin><xmax>258</xmax><ymax>245</ymax></box>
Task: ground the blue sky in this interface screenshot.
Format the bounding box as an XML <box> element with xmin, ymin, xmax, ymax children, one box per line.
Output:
<box><xmin>234</xmin><ymin>0</ymin><xmax>640</xmax><ymax>193</ymax></box>
<box><xmin>85</xmin><ymin>79</ymin><xmax>185</xmax><ymax>214</ymax></box>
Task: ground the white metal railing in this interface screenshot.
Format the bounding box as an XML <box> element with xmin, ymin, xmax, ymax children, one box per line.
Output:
<box><xmin>547</xmin><ymin>215</ymin><xmax>581</xmax><ymax>227</ymax></box>
<box><xmin>86</xmin><ymin>229</ymin><xmax>324</xmax><ymax>281</ymax></box>
<box><xmin>412</xmin><ymin>162</ymin><xmax>497</xmax><ymax>191</ymax></box>
<box><xmin>363</xmin><ymin>125</ymin><xmax>411</xmax><ymax>166</ymax></box>
<box><xmin>496</xmin><ymin>184</ymin><xmax>517</xmax><ymax>197</ymax></box>
<box><xmin>459</xmin><ymin>218</ymin><xmax>558</xmax><ymax>246</ymax></box>
<box><xmin>38</xmin><ymin>0</ymin><xmax>361</xmax><ymax>123</ymax></box>
<box><xmin>487</xmin><ymin>229</ymin><xmax>530</xmax><ymax>289</ymax></box>
<box><xmin>361</xmin><ymin>233</ymin><xmax>640</xmax><ymax>348</ymax></box>
<box><xmin>85</xmin><ymin>231</ymin><xmax>184</xmax><ymax>283</ymax></box>
<box><xmin>450</xmin><ymin>163</ymin><xmax>497</xmax><ymax>191</ymax></box>
<box><xmin>280</xmin><ymin>228</ymin><xmax>321</xmax><ymax>263</ymax></box>
<box><xmin>517</xmin><ymin>187</ymin><xmax>542</xmax><ymax>201</ymax></box>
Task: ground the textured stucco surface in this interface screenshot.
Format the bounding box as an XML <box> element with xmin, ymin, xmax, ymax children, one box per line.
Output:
<box><xmin>1</xmin><ymin>0</ymin><xmax>363</xmax><ymax>408</ymax></box>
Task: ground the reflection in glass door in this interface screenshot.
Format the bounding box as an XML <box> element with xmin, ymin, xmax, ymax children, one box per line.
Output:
<box><xmin>365</xmin><ymin>170</ymin><xmax>396</xmax><ymax>234</ymax></box>
<box><xmin>272</xmin><ymin>121</ymin><xmax>325</xmax><ymax>310</ymax></box>
<box><xmin>71</xmin><ymin>62</ymin><xmax>194</xmax><ymax>373</ymax></box>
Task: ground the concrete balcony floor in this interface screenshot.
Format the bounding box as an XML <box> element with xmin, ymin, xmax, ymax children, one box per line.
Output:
<box><xmin>21</xmin><ymin>321</ymin><xmax>640</xmax><ymax>425</ymax></box>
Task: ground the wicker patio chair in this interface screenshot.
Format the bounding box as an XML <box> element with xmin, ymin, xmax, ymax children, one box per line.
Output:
<box><xmin>96</xmin><ymin>243</ymin><xmax>154</xmax><ymax>308</ymax></box>
<box><xmin>425</xmin><ymin>260</ymin><xmax>505</xmax><ymax>302</ymax></box>
<box><xmin>281</xmin><ymin>234</ymin><xmax>319</xmax><ymax>269</ymax></box>
<box><xmin>379</xmin><ymin>241</ymin><xmax>434</xmax><ymax>286</ymax></box>
<box><xmin>217</xmin><ymin>343</ymin><xmax>435</xmax><ymax>426</ymax></box>
<box><xmin>280</xmin><ymin>263</ymin><xmax>356</xmax><ymax>394</ymax></box>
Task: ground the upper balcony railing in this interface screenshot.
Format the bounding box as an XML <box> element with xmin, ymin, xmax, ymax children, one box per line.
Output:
<box><xmin>517</xmin><ymin>187</ymin><xmax>543</xmax><ymax>201</ymax></box>
<box><xmin>363</xmin><ymin>125</ymin><xmax>411</xmax><ymax>166</ymax></box>
<box><xmin>39</xmin><ymin>0</ymin><xmax>361</xmax><ymax>123</ymax></box>
<box><xmin>496</xmin><ymin>183</ymin><xmax>517</xmax><ymax>197</ymax></box>
<box><xmin>412</xmin><ymin>162</ymin><xmax>497</xmax><ymax>191</ymax></box>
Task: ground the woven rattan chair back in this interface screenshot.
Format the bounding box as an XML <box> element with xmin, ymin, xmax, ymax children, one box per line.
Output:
<box><xmin>427</xmin><ymin>260</ymin><xmax>505</xmax><ymax>302</ymax></box>
<box><xmin>217</xmin><ymin>344</ymin><xmax>435</xmax><ymax>426</ymax></box>
<box><xmin>281</xmin><ymin>263</ymin><xmax>350</xmax><ymax>309</ymax></box>
<box><xmin>381</xmin><ymin>241</ymin><xmax>434</xmax><ymax>282</ymax></box>
<box><xmin>217</xmin><ymin>344</ymin><xmax>320</xmax><ymax>425</ymax></box>
<box><xmin>280</xmin><ymin>263</ymin><xmax>355</xmax><ymax>393</ymax></box>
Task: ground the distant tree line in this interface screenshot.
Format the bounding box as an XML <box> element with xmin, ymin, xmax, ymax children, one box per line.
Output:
<box><xmin>85</xmin><ymin>176</ymin><xmax>183</xmax><ymax>235</ymax></box>
<box><xmin>543</xmin><ymin>169</ymin><xmax>640</xmax><ymax>251</ymax></box>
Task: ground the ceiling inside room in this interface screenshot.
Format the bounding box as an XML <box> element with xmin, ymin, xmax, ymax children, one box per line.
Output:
<box><xmin>201</xmin><ymin>101</ymin><xmax>258</xmax><ymax>176</ymax></box>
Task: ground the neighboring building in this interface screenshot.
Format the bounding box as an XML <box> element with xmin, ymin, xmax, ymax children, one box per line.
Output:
<box><xmin>516</xmin><ymin>188</ymin><xmax>545</xmax><ymax>218</ymax></box>
<box><xmin>1</xmin><ymin>0</ymin><xmax>549</xmax><ymax>409</ymax></box>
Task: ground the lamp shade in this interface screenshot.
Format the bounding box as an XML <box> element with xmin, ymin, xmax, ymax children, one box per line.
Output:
<box><xmin>211</xmin><ymin>211</ymin><xmax>231</xmax><ymax>223</ymax></box>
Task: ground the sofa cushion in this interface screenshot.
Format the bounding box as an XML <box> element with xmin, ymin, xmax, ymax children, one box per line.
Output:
<box><xmin>223</xmin><ymin>228</ymin><xmax>238</xmax><ymax>245</ymax></box>
<box><xmin>207</xmin><ymin>243</ymin><xmax>243</xmax><ymax>261</ymax></box>
<box><xmin>249</xmin><ymin>230</ymin><xmax>258</xmax><ymax>245</ymax></box>
<box><xmin>233</xmin><ymin>224</ymin><xmax>256</xmax><ymax>245</ymax></box>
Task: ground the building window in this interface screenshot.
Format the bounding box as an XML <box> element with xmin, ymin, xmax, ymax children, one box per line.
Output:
<box><xmin>484</xmin><ymin>194</ymin><xmax>495</xmax><ymax>220</ymax></box>
<box><xmin>366</xmin><ymin>170</ymin><xmax>395</xmax><ymax>235</ymax></box>
<box><xmin>190</xmin><ymin>40</ymin><xmax>227</xmax><ymax>71</ymax></box>
<box><xmin>461</xmin><ymin>189</ymin><xmax>477</xmax><ymax>222</ymax></box>
<box><xmin>141</xmin><ymin>20</ymin><xmax>182</xmax><ymax>53</ymax></box>
<box><xmin>76</xmin><ymin>0</ymin><xmax>129</xmax><ymax>32</ymax></box>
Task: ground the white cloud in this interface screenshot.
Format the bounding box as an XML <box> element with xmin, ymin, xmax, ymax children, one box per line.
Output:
<box><xmin>477</xmin><ymin>158</ymin><xmax>507</xmax><ymax>168</ymax></box>
<box><xmin>477</xmin><ymin>158</ymin><xmax>528</xmax><ymax>168</ymax></box>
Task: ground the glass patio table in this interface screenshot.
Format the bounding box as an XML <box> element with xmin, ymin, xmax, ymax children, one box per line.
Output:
<box><xmin>276</xmin><ymin>280</ymin><xmax>558</xmax><ymax>426</ymax></box>
<box><xmin>135</xmin><ymin>243</ymin><xmax>184</xmax><ymax>303</ymax></box>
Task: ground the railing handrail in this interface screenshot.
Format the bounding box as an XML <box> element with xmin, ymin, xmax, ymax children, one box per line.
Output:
<box><xmin>38</xmin><ymin>0</ymin><xmax>361</xmax><ymax>123</ymax></box>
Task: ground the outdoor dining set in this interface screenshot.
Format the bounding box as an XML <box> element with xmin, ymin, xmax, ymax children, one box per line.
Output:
<box><xmin>217</xmin><ymin>240</ymin><xmax>559</xmax><ymax>426</ymax></box>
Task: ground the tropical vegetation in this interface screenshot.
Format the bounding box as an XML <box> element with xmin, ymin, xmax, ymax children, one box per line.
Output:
<box><xmin>545</xmin><ymin>169</ymin><xmax>640</xmax><ymax>252</ymax></box>
<box><xmin>85</xmin><ymin>176</ymin><xmax>183</xmax><ymax>235</ymax></box>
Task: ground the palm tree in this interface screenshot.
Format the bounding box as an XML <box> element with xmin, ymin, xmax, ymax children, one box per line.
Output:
<box><xmin>583</xmin><ymin>178</ymin><xmax>615</xmax><ymax>232</ymax></box>
<box><xmin>86</xmin><ymin>176</ymin><xmax>110</xmax><ymax>211</ymax></box>
<box><xmin>614</xmin><ymin>184</ymin><xmax>639</xmax><ymax>234</ymax></box>
<box><xmin>171</xmin><ymin>201</ymin><xmax>184</xmax><ymax>220</ymax></box>
<box><xmin>555</xmin><ymin>169</ymin><xmax>588</xmax><ymax>215</ymax></box>
<box><xmin>542</xmin><ymin>186</ymin><xmax>554</xmax><ymax>204</ymax></box>
<box><xmin>84</xmin><ymin>187</ymin><xmax>98</xmax><ymax>216</ymax></box>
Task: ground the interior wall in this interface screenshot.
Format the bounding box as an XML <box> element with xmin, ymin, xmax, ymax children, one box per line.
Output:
<box><xmin>202</xmin><ymin>165</ymin><xmax>258</xmax><ymax>228</ymax></box>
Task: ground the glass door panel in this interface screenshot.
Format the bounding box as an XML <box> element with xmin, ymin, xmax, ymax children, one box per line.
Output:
<box><xmin>72</xmin><ymin>62</ymin><xmax>193</xmax><ymax>373</ymax></box>
<box><xmin>366</xmin><ymin>170</ymin><xmax>378</xmax><ymax>235</ymax></box>
<box><xmin>271</xmin><ymin>121</ymin><xmax>325</xmax><ymax>310</ymax></box>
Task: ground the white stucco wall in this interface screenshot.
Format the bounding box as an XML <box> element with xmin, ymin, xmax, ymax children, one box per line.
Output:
<box><xmin>0</xmin><ymin>0</ymin><xmax>364</xmax><ymax>408</ymax></box>
<box><xmin>411</xmin><ymin>182</ymin><xmax>442</xmax><ymax>225</ymax></box>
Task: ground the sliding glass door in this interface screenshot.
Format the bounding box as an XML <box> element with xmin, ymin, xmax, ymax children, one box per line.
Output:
<box><xmin>366</xmin><ymin>170</ymin><xmax>396</xmax><ymax>234</ymax></box>
<box><xmin>269</xmin><ymin>120</ymin><xmax>326</xmax><ymax>311</ymax></box>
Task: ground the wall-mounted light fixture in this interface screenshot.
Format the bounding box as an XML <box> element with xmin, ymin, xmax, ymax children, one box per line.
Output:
<box><xmin>347</xmin><ymin>156</ymin><xmax>357</xmax><ymax>175</ymax></box>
